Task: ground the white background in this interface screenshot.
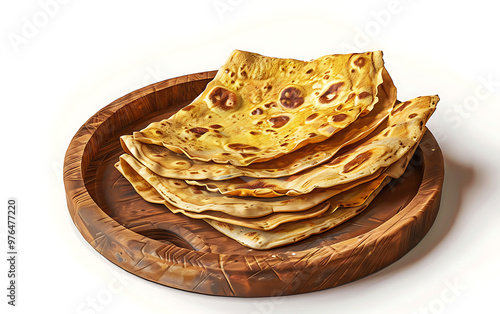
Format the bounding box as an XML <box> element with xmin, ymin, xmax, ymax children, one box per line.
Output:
<box><xmin>2</xmin><ymin>0</ymin><xmax>500</xmax><ymax>313</ymax></box>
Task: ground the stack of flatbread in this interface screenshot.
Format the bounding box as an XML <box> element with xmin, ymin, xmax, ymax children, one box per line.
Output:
<box><xmin>115</xmin><ymin>50</ymin><xmax>438</xmax><ymax>250</ymax></box>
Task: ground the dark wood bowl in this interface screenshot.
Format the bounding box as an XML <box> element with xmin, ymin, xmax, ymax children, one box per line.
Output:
<box><xmin>63</xmin><ymin>71</ymin><xmax>444</xmax><ymax>297</ymax></box>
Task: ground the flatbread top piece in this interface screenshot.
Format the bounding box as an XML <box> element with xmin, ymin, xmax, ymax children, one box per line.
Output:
<box><xmin>134</xmin><ymin>50</ymin><xmax>386</xmax><ymax>166</ymax></box>
<box><xmin>187</xmin><ymin>95</ymin><xmax>438</xmax><ymax>197</ymax></box>
<box><xmin>120</xmin><ymin>68</ymin><xmax>395</xmax><ymax>180</ymax></box>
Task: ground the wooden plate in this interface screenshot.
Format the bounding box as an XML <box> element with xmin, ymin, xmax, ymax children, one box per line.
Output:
<box><xmin>64</xmin><ymin>71</ymin><xmax>444</xmax><ymax>297</ymax></box>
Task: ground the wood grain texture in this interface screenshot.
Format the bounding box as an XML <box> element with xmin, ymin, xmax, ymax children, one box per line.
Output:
<box><xmin>64</xmin><ymin>71</ymin><xmax>444</xmax><ymax>297</ymax></box>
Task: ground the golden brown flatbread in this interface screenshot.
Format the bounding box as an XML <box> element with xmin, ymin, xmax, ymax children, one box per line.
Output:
<box><xmin>115</xmin><ymin>139</ymin><xmax>415</xmax><ymax>223</ymax></box>
<box><xmin>115</xmin><ymin>158</ymin><xmax>331</xmax><ymax>230</ymax></box>
<box><xmin>120</xmin><ymin>68</ymin><xmax>395</xmax><ymax>180</ymax></box>
<box><xmin>186</xmin><ymin>95</ymin><xmax>438</xmax><ymax>197</ymax></box>
<box><xmin>115</xmin><ymin>153</ymin><xmax>374</xmax><ymax>218</ymax></box>
<box><xmin>134</xmin><ymin>50</ymin><xmax>386</xmax><ymax>166</ymax></box>
<box><xmin>116</xmin><ymin>146</ymin><xmax>416</xmax><ymax>233</ymax></box>
<box><xmin>115</xmin><ymin>49</ymin><xmax>439</xmax><ymax>250</ymax></box>
<box><xmin>206</xmin><ymin>176</ymin><xmax>392</xmax><ymax>250</ymax></box>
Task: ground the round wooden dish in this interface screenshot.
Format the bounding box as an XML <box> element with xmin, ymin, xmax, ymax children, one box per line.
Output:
<box><xmin>64</xmin><ymin>71</ymin><xmax>444</xmax><ymax>297</ymax></box>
